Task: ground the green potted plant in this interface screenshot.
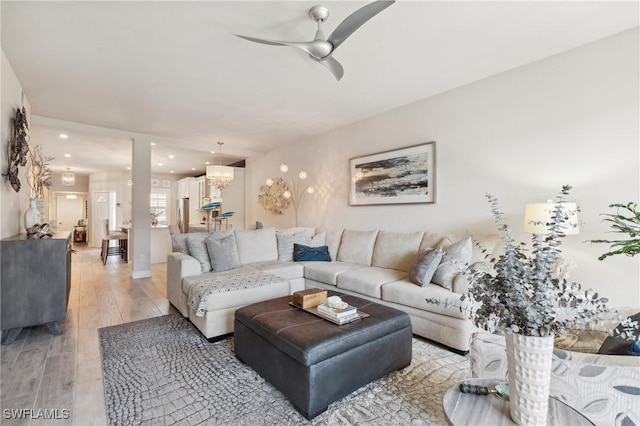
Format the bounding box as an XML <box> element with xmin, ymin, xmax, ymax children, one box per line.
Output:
<box><xmin>589</xmin><ymin>202</ymin><xmax>640</xmax><ymax>260</ymax></box>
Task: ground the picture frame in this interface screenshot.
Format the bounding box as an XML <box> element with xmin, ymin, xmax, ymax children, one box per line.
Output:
<box><xmin>349</xmin><ymin>142</ymin><xmax>435</xmax><ymax>206</ymax></box>
<box><xmin>162</xmin><ymin>179</ymin><xmax>171</xmax><ymax>188</ymax></box>
<box><xmin>151</xmin><ymin>178</ymin><xmax>160</xmax><ymax>187</ymax></box>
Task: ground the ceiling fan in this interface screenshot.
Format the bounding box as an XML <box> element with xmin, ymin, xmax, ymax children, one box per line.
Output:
<box><xmin>234</xmin><ymin>0</ymin><xmax>395</xmax><ymax>81</ymax></box>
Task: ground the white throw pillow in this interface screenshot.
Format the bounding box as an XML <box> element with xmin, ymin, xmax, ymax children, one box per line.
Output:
<box><xmin>206</xmin><ymin>234</ymin><xmax>241</xmax><ymax>272</ymax></box>
<box><xmin>409</xmin><ymin>247</ymin><xmax>444</xmax><ymax>287</ymax></box>
<box><xmin>432</xmin><ymin>236</ymin><xmax>473</xmax><ymax>290</ymax></box>
<box><xmin>186</xmin><ymin>231</ymin><xmax>233</xmax><ymax>272</ymax></box>
<box><xmin>276</xmin><ymin>232</ymin><xmax>310</xmax><ymax>262</ymax></box>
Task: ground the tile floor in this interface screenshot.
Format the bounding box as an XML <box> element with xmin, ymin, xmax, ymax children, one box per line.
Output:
<box><xmin>1</xmin><ymin>245</ymin><xmax>175</xmax><ymax>425</ymax></box>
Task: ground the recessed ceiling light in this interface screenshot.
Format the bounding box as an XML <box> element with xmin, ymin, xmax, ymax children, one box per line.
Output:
<box><xmin>170</xmin><ymin>171</ymin><xmax>174</xmax><ymax>174</ymax></box>
<box><xmin>126</xmin><ymin>166</ymin><xmax>131</xmax><ymax>170</ymax></box>
<box><xmin>64</xmin><ymin>153</ymin><xmax>71</xmax><ymax>158</ymax></box>
<box><xmin>210</xmin><ymin>151</ymin><xmax>216</xmax><ymax>154</ymax></box>
<box><xmin>205</xmin><ymin>161</ymin><xmax>210</xmax><ymax>165</ymax></box>
<box><xmin>168</xmin><ymin>154</ymin><xmax>175</xmax><ymax>159</ymax></box>
<box><xmin>191</xmin><ymin>168</ymin><xmax>196</xmax><ymax>171</ymax></box>
<box><xmin>158</xmin><ymin>162</ymin><xmax>163</xmax><ymax>166</ymax></box>
<box><xmin>59</xmin><ymin>134</ymin><xmax>68</xmax><ymax>139</ymax></box>
<box><xmin>150</xmin><ymin>142</ymin><xmax>156</xmax><ymax>146</ymax></box>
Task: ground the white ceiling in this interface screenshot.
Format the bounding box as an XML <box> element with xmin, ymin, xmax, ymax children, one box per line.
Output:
<box><xmin>2</xmin><ymin>1</ymin><xmax>638</xmax><ymax>175</ymax></box>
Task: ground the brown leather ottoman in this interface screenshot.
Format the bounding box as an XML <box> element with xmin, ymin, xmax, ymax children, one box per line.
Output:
<box><xmin>234</xmin><ymin>291</ymin><xmax>412</xmax><ymax>419</ymax></box>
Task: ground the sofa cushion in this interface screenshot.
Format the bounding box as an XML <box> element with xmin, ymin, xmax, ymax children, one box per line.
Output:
<box><xmin>277</xmin><ymin>227</ymin><xmax>316</xmax><ymax>236</ymax></box>
<box><xmin>234</xmin><ymin>228</ymin><xmax>278</xmax><ymax>264</ymax></box>
<box><xmin>337</xmin><ymin>230</ymin><xmax>379</xmax><ymax>266</ymax></box>
<box><xmin>205</xmin><ymin>234</ymin><xmax>241</xmax><ymax>272</ymax></box>
<box><xmin>443</xmin><ymin>233</ymin><xmax>500</xmax><ymax>263</ymax></box>
<box><xmin>371</xmin><ymin>231</ymin><xmax>424</xmax><ymax>272</ymax></box>
<box><xmin>432</xmin><ymin>236</ymin><xmax>473</xmax><ymax>290</ymax></box>
<box><xmin>419</xmin><ymin>232</ymin><xmax>447</xmax><ymax>252</ymax></box>
<box><xmin>318</xmin><ymin>228</ymin><xmax>344</xmax><ymax>262</ymax></box>
<box><xmin>409</xmin><ymin>247</ymin><xmax>444</xmax><ymax>286</ymax></box>
<box><xmin>381</xmin><ymin>279</ymin><xmax>471</xmax><ymax>320</ymax></box>
<box><xmin>337</xmin><ymin>267</ymin><xmax>407</xmax><ymax>299</ymax></box>
<box><xmin>303</xmin><ymin>262</ymin><xmax>365</xmax><ymax>286</ymax></box>
<box><xmin>249</xmin><ymin>260</ymin><xmax>305</xmax><ymax>280</ymax></box>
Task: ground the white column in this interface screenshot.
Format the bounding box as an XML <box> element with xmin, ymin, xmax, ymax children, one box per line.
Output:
<box><xmin>131</xmin><ymin>138</ymin><xmax>151</xmax><ymax>279</ymax></box>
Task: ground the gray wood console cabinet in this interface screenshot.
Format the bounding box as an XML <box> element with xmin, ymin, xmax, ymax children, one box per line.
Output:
<box><xmin>1</xmin><ymin>232</ymin><xmax>72</xmax><ymax>344</ymax></box>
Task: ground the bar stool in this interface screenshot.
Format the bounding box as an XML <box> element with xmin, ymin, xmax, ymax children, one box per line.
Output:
<box><xmin>101</xmin><ymin>219</ymin><xmax>128</xmax><ymax>264</ymax></box>
<box><xmin>217</xmin><ymin>211</ymin><xmax>235</xmax><ymax>230</ymax></box>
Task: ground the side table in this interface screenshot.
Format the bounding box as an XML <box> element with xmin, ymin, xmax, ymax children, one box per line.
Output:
<box><xmin>442</xmin><ymin>378</ymin><xmax>593</xmax><ymax>426</ymax></box>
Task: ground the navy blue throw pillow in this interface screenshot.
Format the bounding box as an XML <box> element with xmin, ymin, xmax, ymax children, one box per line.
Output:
<box><xmin>598</xmin><ymin>312</ymin><xmax>640</xmax><ymax>356</ymax></box>
<box><xmin>293</xmin><ymin>244</ymin><xmax>331</xmax><ymax>262</ymax></box>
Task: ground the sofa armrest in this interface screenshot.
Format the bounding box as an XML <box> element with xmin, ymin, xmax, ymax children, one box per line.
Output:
<box><xmin>167</xmin><ymin>252</ymin><xmax>201</xmax><ymax>316</ymax></box>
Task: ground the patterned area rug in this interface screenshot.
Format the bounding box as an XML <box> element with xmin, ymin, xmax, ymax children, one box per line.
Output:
<box><xmin>99</xmin><ymin>314</ymin><xmax>470</xmax><ymax>425</ymax></box>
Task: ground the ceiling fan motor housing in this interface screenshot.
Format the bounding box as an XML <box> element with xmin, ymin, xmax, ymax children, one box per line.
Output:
<box><xmin>309</xmin><ymin>5</ymin><xmax>330</xmax><ymax>22</ymax></box>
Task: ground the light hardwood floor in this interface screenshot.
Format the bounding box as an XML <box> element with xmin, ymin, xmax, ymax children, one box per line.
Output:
<box><xmin>1</xmin><ymin>245</ymin><xmax>176</xmax><ymax>425</ymax></box>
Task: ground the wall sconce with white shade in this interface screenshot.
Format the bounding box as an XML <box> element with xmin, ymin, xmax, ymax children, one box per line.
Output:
<box><xmin>206</xmin><ymin>141</ymin><xmax>234</xmax><ymax>191</ymax></box>
<box><xmin>61</xmin><ymin>169</ymin><xmax>75</xmax><ymax>186</ymax></box>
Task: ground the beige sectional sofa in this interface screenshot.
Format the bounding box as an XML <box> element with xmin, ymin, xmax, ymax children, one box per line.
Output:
<box><xmin>166</xmin><ymin>227</ymin><xmax>499</xmax><ymax>352</ymax></box>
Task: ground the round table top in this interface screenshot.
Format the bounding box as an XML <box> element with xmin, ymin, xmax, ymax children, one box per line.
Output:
<box><xmin>442</xmin><ymin>378</ymin><xmax>594</xmax><ymax>426</ymax></box>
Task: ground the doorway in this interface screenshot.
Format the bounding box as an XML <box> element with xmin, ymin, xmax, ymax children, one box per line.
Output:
<box><xmin>56</xmin><ymin>194</ymin><xmax>85</xmax><ymax>232</ymax></box>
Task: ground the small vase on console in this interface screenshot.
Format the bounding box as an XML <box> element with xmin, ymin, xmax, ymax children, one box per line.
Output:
<box><xmin>24</xmin><ymin>197</ymin><xmax>42</xmax><ymax>231</ymax></box>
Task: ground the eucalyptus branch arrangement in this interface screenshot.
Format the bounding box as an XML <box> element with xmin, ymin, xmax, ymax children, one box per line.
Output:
<box><xmin>26</xmin><ymin>145</ymin><xmax>53</xmax><ymax>198</ymax></box>
<box><xmin>429</xmin><ymin>186</ymin><xmax>638</xmax><ymax>340</ymax></box>
<box><xmin>589</xmin><ymin>202</ymin><xmax>640</xmax><ymax>260</ymax></box>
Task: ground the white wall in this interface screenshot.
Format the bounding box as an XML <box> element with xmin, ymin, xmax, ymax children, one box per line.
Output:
<box><xmin>246</xmin><ymin>29</ymin><xmax>640</xmax><ymax>307</ymax></box>
<box><xmin>1</xmin><ymin>50</ymin><xmax>31</xmax><ymax>239</ymax></box>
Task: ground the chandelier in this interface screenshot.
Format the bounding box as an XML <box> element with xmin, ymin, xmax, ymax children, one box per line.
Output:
<box><xmin>61</xmin><ymin>169</ymin><xmax>75</xmax><ymax>186</ymax></box>
<box><xmin>206</xmin><ymin>142</ymin><xmax>234</xmax><ymax>190</ymax></box>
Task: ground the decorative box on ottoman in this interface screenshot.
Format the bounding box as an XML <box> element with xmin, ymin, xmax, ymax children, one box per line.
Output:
<box><xmin>234</xmin><ymin>291</ymin><xmax>412</xmax><ymax>419</ymax></box>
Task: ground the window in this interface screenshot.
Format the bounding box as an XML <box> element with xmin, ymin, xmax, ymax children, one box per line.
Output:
<box><xmin>150</xmin><ymin>189</ymin><xmax>170</xmax><ymax>225</ymax></box>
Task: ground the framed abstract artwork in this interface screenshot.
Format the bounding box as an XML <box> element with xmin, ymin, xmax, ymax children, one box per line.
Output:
<box><xmin>349</xmin><ymin>142</ymin><xmax>436</xmax><ymax>205</ymax></box>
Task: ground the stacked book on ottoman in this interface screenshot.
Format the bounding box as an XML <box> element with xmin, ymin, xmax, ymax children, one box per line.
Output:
<box><xmin>316</xmin><ymin>301</ymin><xmax>359</xmax><ymax>324</ymax></box>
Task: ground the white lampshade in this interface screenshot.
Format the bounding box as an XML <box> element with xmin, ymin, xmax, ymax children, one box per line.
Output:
<box><xmin>524</xmin><ymin>201</ymin><xmax>579</xmax><ymax>235</ymax></box>
<box><xmin>206</xmin><ymin>165</ymin><xmax>234</xmax><ymax>189</ymax></box>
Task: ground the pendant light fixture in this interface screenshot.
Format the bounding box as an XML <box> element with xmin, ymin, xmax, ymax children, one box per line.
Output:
<box><xmin>206</xmin><ymin>142</ymin><xmax>234</xmax><ymax>190</ymax></box>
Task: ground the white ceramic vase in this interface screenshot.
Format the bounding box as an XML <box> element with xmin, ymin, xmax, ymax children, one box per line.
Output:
<box><xmin>505</xmin><ymin>333</ymin><xmax>554</xmax><ymax>426</ymax></box>
<box><xmin>24</xmin><ymin>197</ymin><xmax>42</xmax><ymax>230</ymax></box>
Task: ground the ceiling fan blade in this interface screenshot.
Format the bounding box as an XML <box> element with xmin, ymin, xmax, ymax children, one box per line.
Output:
<box><xmin>327</xmin><ymin>0</ymin><xmax>395</xmax><ymax>51</ymax></box>
<box><xmin>235</xmin><ymin>34</ymin><xmax>327</xmax><ymax>58</ymax></box>
<box><xmin>318</xmin><ymin>57</ymin><xmax>344</xmax><ymax>81</ymax></box>
<box><xmin>234</xmin><ymin>34</ymin><xmax>289</xmax><ymax>47</ymax></box>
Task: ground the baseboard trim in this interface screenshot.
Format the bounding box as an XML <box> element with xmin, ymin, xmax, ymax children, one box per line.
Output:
<box><xmin>132</xmin><ymin>270</ymin><xmax>151</xmax><ymax>279</ymax></box>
